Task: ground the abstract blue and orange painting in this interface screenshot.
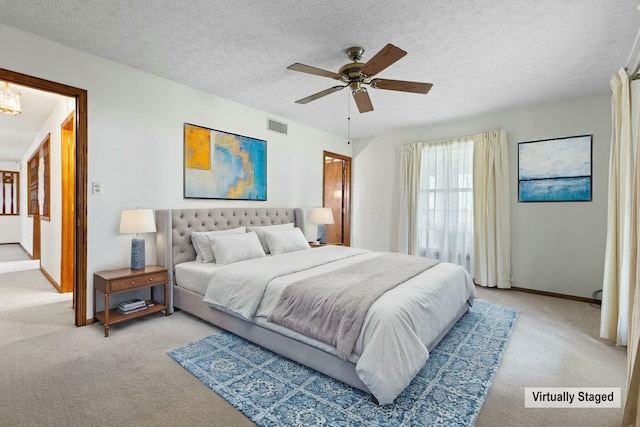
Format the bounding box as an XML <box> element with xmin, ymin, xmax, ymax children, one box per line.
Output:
<box><xmin>184</xmin><ymin>123</ymin><xmax>267</xmax><ymax>200</ymax></box>
<box><xmin>518</xmin><ymin>135</ymin><xmax>592</xmax><ymax>202</ymax></box>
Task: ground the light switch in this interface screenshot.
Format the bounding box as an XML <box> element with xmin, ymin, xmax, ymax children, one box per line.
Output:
<box><xmin>92</xmin><ymin>182</ymin><xmax>103</xmax><ymax>195</ymax></box>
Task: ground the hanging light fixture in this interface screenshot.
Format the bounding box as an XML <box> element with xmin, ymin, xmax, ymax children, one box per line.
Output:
<box><xmin>0</xmin><ymin>82</ymin><xmax>21</xmax><ymax>115</ymax></box>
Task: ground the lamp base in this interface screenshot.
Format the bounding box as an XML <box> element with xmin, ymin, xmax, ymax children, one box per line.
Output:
<box><xmin>317</xmin><ymin>224</ymin><xmax>327</xmax><ymax>245</ymax></box>
<box><xmin>131</xmin><ymin>237</ymin><xmax>145</xmax><ymax>270</ymax></box>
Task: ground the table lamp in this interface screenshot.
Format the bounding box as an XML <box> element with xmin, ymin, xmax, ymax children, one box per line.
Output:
<box><xmin>311</xmin><ymin>207</ymin><xmax>334</xmax><ymax>245</ymax></box>
<box><xmin>119</xmin><ymin>209</ymin><xmax>156</xmax><ymax>270</ymax></box>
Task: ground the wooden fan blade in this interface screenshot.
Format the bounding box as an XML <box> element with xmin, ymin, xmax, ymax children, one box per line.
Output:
<box><xmin>352</xmin><ymin>89</ymin><xmax>374</xmax><ymax>113</ymax></box>
<box><xmin>295</xmin><ymin>85</ymin><xmax>346</xmax><ymax>104</ymax></box>
<box><xmin>360</xmin><ymin>44</ymin><xmax>407</xmax><ymax>77</ymax></box>
<box><xmin>287</xmin><ymin>63</ymin><xmax>343</xmax><ymax>80</ymax></box>
<box><xmin>370</xmin><ymin>78</ymin><xmax>433</xmax><ymax>94</ymax></box>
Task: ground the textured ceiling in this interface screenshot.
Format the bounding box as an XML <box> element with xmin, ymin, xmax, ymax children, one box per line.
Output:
<box><xmin>0</xmin><ymin>0</ymin><xmax>638</xmax><ymax>147</ymax></box>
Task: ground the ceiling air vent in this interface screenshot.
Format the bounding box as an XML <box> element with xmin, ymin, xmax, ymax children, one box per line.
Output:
<box><xmin>267</xmin><ymin>118</ymin><xmax>288</xmax><ymax>135</ymax></box>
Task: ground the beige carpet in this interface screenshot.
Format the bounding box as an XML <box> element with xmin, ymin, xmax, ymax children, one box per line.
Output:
<box><xmin>0</xmin><ymin>268</ymin><xmax>72</xmax><ymax>312</ymax></box>
<box><xmin>0</xmin><ymin>244</ymin><xmax>40</xmax><ymax>274</ymax></box>
<box><xmin>0</xmin><ymin>243</ymin><xmax>30</xmax><ymax>262</ymax></box>
<box><xmin>474</xmin><ymin>287</ymin><xmax>625</xmax><ymax>426</ymax></box>
<box><xmin>0</xmin><ymin>279</ymin><xmax>626</xmax><ymax>427</ymax></box>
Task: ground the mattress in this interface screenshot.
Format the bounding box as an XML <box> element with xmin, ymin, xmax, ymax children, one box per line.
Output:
<box><xmin>175</xmin><ymin>261</ymin><xmax>225</xmax><ymax>295</ymax></box>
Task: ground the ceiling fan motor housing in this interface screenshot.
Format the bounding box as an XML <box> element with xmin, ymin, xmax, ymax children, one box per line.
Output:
<box><xmin>339</xmin><ymin>62</ymin><xmax>366</xmax><ymax>81</ymax></box>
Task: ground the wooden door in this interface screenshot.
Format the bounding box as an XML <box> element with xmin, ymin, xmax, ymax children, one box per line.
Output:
<box><xmin>60</xmin><ymin>111</ymin><xmax>76</xmax><ymax>294</ymax></box>
<box><xmin>28</xmin><ymin>154</ymin><xmax>41</xmax><ymax>260</ymax></box>
<box><xmin>32</xmin><ymin>214</ymin><xmax>41</xmax><ymax>260</ymax></box>
<box><xmin>323</xmin><ymin>151</ymin><xmax>351</xmax><ymax>245</ymax></box>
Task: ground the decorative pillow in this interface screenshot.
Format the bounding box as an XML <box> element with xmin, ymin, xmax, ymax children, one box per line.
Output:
<box><xmin>263</xmin><ymin>227</ymin><xmax>310</xmax><ymax>255</ymax></box>
<box><xmin>209</xmin><ymin>231</ymin><xmax>266</xmax><ymax>265</ymax></box>
<box><xmin>191</xmin><ymin>226</ymin><xmax>246</xmax><ymax>263</ymax></box>
<box><xmin>246</xmin><ymin>223</ymin><xmax>294</xmax><ymax>253</ymax></box>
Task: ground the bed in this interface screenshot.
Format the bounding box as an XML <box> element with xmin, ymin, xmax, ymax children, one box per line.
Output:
<box><xmin>155</xmin><ymin>207</ymin><xmax>476</xmax><ymax>405</ymax></box>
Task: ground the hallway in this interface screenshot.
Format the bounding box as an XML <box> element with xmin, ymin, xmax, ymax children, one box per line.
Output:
<box><xmin>0</xmin><ymin>243</ymin><xmax>72</xmax><ymax>312</ymax></box>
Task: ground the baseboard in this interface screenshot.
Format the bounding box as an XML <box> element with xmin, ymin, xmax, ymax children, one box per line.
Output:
<box><xmin>508</xmin><ymin>285</ymin><xmax>598</xmax><ymax>304</ymax></box>
<box><xmin>40</xmin><ymin>267</ymin><xmax>62</xmax><ymax>292</ymax></box>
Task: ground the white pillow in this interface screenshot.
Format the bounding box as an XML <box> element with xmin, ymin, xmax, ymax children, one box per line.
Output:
<box><xmin>246</xmin><ymin>223</ymin><xmax>294</xmax><ymax>253</ymax></box>
<box><xmin>263</xmin><ymin>227</ymin><xmax>310</xmax><ymax>255</ymax></box>
<box><xmin>191</xmin><ymin>226</ymin><xmax>246</xmax><ymax>263</ymax></box>
<box><xmin>209</xmin><ymin>231</ymin><xmax>266</xmax><ymax>265</ymax></box>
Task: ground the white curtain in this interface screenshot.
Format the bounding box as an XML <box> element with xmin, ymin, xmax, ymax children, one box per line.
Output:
<box><xmin>473</xmin><ymin>129</ymin><xmax>511</xmax><ymax>288</ymax></box>
<box><xmin>612</xmin><ymin>68</ymin><xmax>640</xmax><ymax>426</ymax></box>
<box><xmin>399</xmin><ymin>144</ymin><xmax>422</xmax><ymax>255</ymax></box>
<box><xmin>601</xmin><ymin>68</ymin><xmax>636</xmax><ymax>347</ymax></box>
<box><xmin>415</xmin><ymin>137</ymin><xmax>475</xmax><ymax>271</ymax></box>
<box><xmin>398</xmin><ymin>130</ymin><xmax>509</xmax><ymax>279</ymax></box>
<box><xmin>418</xmin><ymin>138</ymin><xmax>474</xmax><ymax>270</ymax></box>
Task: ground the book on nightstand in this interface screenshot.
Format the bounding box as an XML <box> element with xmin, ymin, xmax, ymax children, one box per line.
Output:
<box><xmin>118</xmin><ymin>298</ymin><xmax>147</xmax><ymax>314</ymax></box>
<box><xmin>117</xmin><ymin>305</ymin><xmax>148</xmax><ymax>316</ymax></box>
<box><xmin>119</xmin><ymin>298</ymin><xmax>145</xmax><ymax>309</ymax></box>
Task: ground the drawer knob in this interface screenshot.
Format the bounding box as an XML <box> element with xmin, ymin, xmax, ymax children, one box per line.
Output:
<box><xmin>130</xmin><ymin>281</ymin><xmax>135</xmax><ymax>285</ymax></box>
<box><xmin>149</xmin><ymin>277</ymin><xmax>153</xmax><ymax>281</ymax></box>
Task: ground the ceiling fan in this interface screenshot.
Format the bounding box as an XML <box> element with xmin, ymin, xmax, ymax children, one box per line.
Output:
<box><xmin>287</xmin><ymin>44</ymin><xmax>432</xmax><ymax>113</ymax></box>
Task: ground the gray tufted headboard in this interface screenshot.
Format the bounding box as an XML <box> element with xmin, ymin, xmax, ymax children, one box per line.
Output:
<box><xmin>155</xmin><ymin>207</ymin><xmax>305</xmax><ymax>312</ymax></box>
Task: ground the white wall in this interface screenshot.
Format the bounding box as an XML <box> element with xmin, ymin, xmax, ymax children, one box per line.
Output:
<box><xmin>352</xmin><ymin>93</ymin><xmax>611</xmax><ymax>299</ymax></box>
<box><xmin>19</xmin><ymin>97</ymin><xmax>75</xmax><ymax>284</ymax></box>
<box><xmin>0</xmin><ymin>160</ymin><xmax>21</xmax><ymax>243</ymax></box>
<box><xmin>1</xmin><ymin>23</ymin><xmax>351</xmax><ymax>318</ymax></box>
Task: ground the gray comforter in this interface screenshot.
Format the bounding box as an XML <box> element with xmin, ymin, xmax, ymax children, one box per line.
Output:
<box><xmin>268</xmin><ymin>253</ymin><xmax>440</xmax><ymax>360</ymax></box>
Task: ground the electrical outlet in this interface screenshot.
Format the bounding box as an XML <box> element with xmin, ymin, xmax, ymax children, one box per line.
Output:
<box><xmin>92</xmin><ymin>182</ymin><xmax>103</xmax><ymax>195</ymax></box>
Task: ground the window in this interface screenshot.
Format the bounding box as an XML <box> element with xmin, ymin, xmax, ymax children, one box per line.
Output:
<box><xmin>28</xmin><ymin>134</ymin><xmax>50</xmax><ymax>219</ymax></box>
<box><xmin>417</xmin><ymin>138</ymin><xmax>474</xmax><ymax>271</ymax></box>
<box><xmin>0</xmin><ymin>170</ymin><xmax>19</xmax><ymax>215</ymax></box>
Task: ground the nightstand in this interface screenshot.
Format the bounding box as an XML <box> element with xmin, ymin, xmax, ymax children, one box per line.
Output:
<box><xmin>93</xmin><ymin>265</ymin><xmax>169</xmax><ymax>337</ymax></box>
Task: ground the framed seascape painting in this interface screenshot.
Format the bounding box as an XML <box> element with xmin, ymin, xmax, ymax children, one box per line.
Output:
<box><xmin>518</xmin><ymin>134</ymin><xmax>592</xmax><ymax>202</ymax></box>
<box><xmin>184</xmin><ymin>123</ymin><xmax>267</xmax><ymax>200</ymax></box>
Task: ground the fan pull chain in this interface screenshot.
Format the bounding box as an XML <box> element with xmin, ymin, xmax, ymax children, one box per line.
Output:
<box><xmin>347</xmin><ymin>93</ymin><xmax>351</xmax><ymax>145</ymax></box>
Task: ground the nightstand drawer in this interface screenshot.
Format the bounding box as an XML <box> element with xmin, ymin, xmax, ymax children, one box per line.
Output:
<box><xmin>110</xmin><ymin>273</ymin><xmax>166</xmax><ymax>291</ymax></box>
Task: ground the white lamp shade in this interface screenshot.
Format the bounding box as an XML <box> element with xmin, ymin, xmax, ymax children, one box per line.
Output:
<box><xmin>119</xmin><ymin>209</ymin><xmax>156</xmax><ymax>234</ymax></box>
<box><xmin>311</xmin><ymin>207</ymin><xmax>335</xmax><ymax>225</ymax></box>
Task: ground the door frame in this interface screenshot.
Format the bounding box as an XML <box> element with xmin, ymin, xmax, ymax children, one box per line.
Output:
<box><xmin>323</xmin><ymin>151</ymin><xmax>352</xmax><ymax>245</ymax></box>
<box><xmin>0</xmin><ymin>68</ymin><xmax>88</xmax><ymax>327</ymax></box>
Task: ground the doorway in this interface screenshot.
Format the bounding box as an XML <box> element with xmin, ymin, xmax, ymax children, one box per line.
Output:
<box><xmin>0</xmin><ymin>68</ymin><xmax>88</xmax><ymax>327</ymax></box>
<box><xmin>323</xmin><ymin>151</ymin><xmax>351</xmax><ymax>246</ymax></box>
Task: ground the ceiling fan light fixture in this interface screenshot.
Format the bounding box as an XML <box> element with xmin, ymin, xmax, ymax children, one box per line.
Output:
<box><xmin>350</xmin><ymin>81</ymin><xmax>363</xmax><ymax>91</ymax></box>
<box><xmin>0</xmin><ymin>82</ymin><xmax>21</xmax><ymax>115</ymax></box>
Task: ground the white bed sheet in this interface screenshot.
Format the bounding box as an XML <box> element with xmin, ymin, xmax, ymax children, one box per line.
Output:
<box><xmin>197</xmin><ymin>246</ymin><xmax>476</xmax><ymax>404</ymax></box>
<box><xmin>175</xmin><ymin>261</ymin><xmax>225</xmax><ymax>295</ymax></box>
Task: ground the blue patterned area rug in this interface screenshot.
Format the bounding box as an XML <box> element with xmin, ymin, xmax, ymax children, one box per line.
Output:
<box><xmin>168</xmin><ymin>300</ymin><xmax>518</xmax><ymax>426</ymax></box>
